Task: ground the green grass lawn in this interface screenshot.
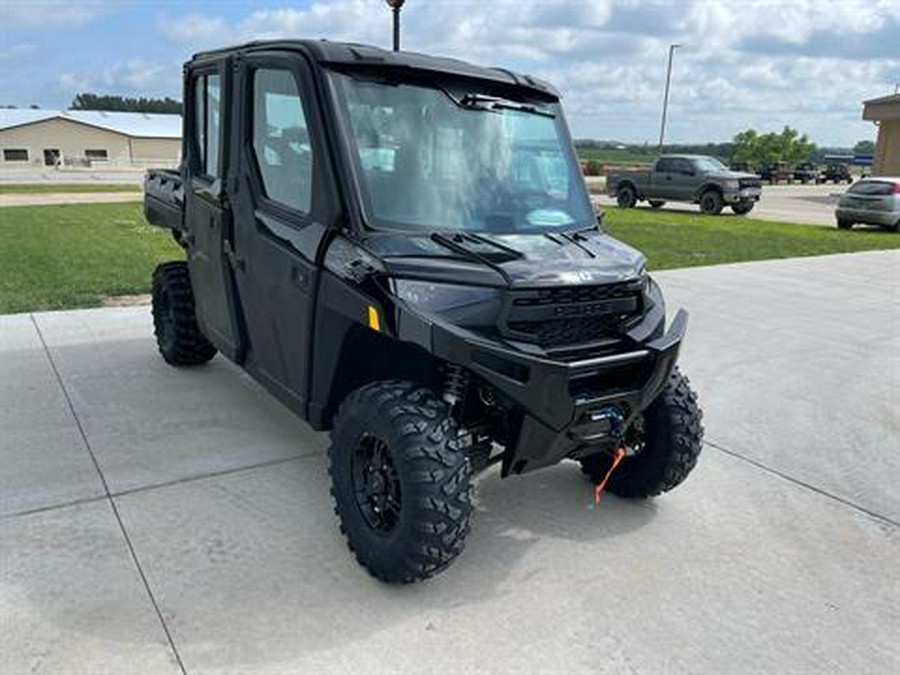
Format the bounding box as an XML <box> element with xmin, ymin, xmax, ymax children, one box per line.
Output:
<box><xmin>603</xmin><ymin>207</ymin><xmax>900</xmax><ymax>270</ymax></box>
<box><xmin>0</xmin><ymin>183</ymin><xmax>141</xmax><ymax>195</ymax></box>
<box><xmin>1</xmin><ymin>201</ymin><xmax>898</xmax><ymax>314</ymax></box>
<box><xmin>0</xmin><ymin>202</ymin><xmax>180</xmax><ymax>313</ymax></box>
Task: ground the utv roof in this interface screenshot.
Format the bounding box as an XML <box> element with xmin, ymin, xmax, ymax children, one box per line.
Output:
<box><xmin>191</xmin><ymin>39</ymin><xmax>559</xmax><ymax>99</ymax></box>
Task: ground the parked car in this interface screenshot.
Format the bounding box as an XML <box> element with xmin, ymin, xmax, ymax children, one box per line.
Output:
<box><xmin>759</xmin><ymin>161</ymin><xmax>792</xmax><ymax>184</ymax></box>
<box><xmin>835</xmin><ymin>177</ymin><xmax>900</xmax><ymax>231</ymax></box>
<box><xmin>607</xmin><ymin>154</ymin><xmax>761</xmax><ymax>215</ymax></box>
<box><xmin>143</xmin><ymin>39</ymin><xmax>705</xmax><ymax>583</ymax></box>
<box><xmin>822</xmin><ymin>163</ymin><xmax>854</xmax><ymax>184</ymax></box>
<box><xmin>792</xmin><ymin>162</ymin><xmax>822</xmax><ymax>184</ymax></box>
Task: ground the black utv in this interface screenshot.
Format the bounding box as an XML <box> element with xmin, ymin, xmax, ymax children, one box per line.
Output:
<box><xmin>144</xmin><ymin>40</ymin><xmax>704</xmax><ymax>583</ymax></box>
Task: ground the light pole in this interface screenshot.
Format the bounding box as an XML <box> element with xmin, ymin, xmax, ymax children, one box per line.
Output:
<box><xmin>658</xmin><ymin>43</ymin><xmax>680</xmax><ymax>154</ymax></box>
<box><xmin>385</xmin><ymin>0</ymin><xmax>406</xmax><ymax>52</ymax></box>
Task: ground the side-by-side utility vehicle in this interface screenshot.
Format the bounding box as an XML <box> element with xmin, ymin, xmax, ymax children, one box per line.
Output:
<box><xmin>144</xmin><ymin>40</ymin><xmax>704</xmax><ymax>583</ymax></box>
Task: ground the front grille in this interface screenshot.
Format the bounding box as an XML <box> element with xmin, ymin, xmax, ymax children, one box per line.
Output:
<box><xmin>508</xmin><ymin>315</ymin><xmax>629</xmax><ymax>347</ymax></box>
<box><xmin>502</xmin><ymin>281</ymin><xmax>642</xmax><ymax>348</ymax></box>
<box><xmin>739</xmin><ymin>178</ymin><xmax>761</xmax><ymax>189</ymax></box>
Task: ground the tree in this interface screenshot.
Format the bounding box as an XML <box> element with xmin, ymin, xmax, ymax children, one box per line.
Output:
<box><xmin>731</xmin><ymin>126</ymin><xmax>816</xmax><ymax>169</ymax></box>
<box><xmin>853</xmin><ymin>140</ymin><xmax>875</xmax><ymax>155</ymax></box>
<box><xmin>70</xmin><ymin>93</ymin><xmax>182</xmax><ymax>114</ymax></box>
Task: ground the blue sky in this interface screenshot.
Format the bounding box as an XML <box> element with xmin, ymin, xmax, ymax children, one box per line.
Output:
<box><xmin>2</xmin><ymin>0</ymin><xmax>899</xmax><ymax>146</ymax></box>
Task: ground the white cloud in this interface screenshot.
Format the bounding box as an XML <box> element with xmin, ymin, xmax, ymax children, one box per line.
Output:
<box><xmin>145</xmin><ymin>0</ymin><xmax>900</xmax><ymax>144</ymax></box>
<box><xmin>0</xmin><ymin>43</ymin><xmax>37</xmax><ymax>62</ymax></box>
<box><xmin>5</xmin><ymin>0</ymin><xmax>115</xmax><ymax>28</ymax></box>
<box><xmin>59</xmin><ymin>59</ymin><xmax>176</xmax><ymax>97</ymax></box>
<box><xmin>161</xmin><ymin>12</ymin><xmax>229</xmax><ymax>45</ymax></box>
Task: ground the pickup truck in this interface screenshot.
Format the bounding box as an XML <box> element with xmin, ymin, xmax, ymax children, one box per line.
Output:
<box><xmin>608</xmin><ymin>154</ymin><xmax>762</xmax><ymax>215</ymax></box>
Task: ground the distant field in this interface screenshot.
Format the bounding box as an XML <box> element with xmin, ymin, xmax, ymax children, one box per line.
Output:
<box><xmin>0</xmin><ymin>202</ymin><xmax>179</xmax><ymax>313</ymax></box>
<box><xmin>0</xmin><ymin>183</ymin><xmax>141</xmax><ymax>195</ymax></box>
<box><xmin>603</xmin><ymin>208</ymin><xmax>900</xmax><ymax>270</ymax></box>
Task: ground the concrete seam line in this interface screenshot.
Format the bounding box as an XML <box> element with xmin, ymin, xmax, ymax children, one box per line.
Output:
<box><xmin>111</xmin><ymin>453</ymin><xmax>312</xmax><ymax>501</ymax></box>
<box><xmin>704</xmin><ymin>440</ymin><xmax>899</xmax><ymax>529</ymax></box>
<box><xmin>0</xmin><ymin>453</ymin><xmax>316</xmax><ymax>523</ymax></box>
<box><xmin>0</xmin><ymin>452</ymin><xmax>319</xmax><ymax>522</ymax></box>
<box><xmin>1</xmin><ymin>494</ymin><xmax>109</xmax><ymax>522</ymax></box>
<box><xmin>30</xmin><ymin>314</ymin><xmax>189</xmax><ymax>675</ymax></box>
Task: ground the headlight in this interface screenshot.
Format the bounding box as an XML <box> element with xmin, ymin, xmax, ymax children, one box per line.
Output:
<box><xmin>725</xmin><ymin>179</ymin><xmax>740</xmax><ymax>190</ymax></box>
<box><xmin>392</xmin><ymin>279</ymin><xmax>499</xmax><ymax>312</ymax></box>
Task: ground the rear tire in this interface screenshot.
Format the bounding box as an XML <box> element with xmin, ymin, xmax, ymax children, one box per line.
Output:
<box><xmin>329</xmin><ymin>381</ymin><xmax>473</xmax><ymax>583</ymax></box>
<box><xmin>151</xmin><ymin>262</ymin><xmax>217</xmax><ymax>366</ymax></box>
<box><xmin>836</xmin><ymin>218</ymin><xmax>853</xmax><ymax>230</ymax></box>
<box><xmin>616</xmin><ymin>184</ymin><xmax>637</xmax><ymax>208</ymax></box>
<box><xmin>648</xmin><ymin>200</ymin><xmax>665</xmax><ymax>209</ymax></box>
<box><xmin>580</xmin><ymin>369</ymin><xmax>704</xmax><ymax>498</ymax></box>
<box><xmin>698</xmin><ymin>189</ymin><xmax>723</xmax><ymax>215</ymax></box>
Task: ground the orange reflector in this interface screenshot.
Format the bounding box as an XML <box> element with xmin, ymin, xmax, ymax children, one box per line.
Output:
<box><xmin>367</xmin><ymin>305</ymin><xmax>381</xmax><ymax>332</ymax></box>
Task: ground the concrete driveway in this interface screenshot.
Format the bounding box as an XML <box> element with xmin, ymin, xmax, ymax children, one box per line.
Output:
<box><xmin>2</xmin><ymin>251</ymin><xmax>898</xmax><ymax>675</ymax></box>
<box><xmin>594</xmin><ymin>184</ymin><xmax>847</xmax><ymax>227</ymax></box>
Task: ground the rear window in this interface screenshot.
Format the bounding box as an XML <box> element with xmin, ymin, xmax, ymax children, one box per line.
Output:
<box><xmin>848</xmin><ymin>180</ymin><xmax>896</xmax><ymax>196</ymax></box>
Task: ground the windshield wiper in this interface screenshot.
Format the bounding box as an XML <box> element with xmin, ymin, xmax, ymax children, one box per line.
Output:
<box><xmin>439</xmin><ymin>89</ymin><xmax>555</xmax><ymax>118</ymax></box>
<box><xmin>430</xmin><ymin>232</ymin><xmax>518</xmax><ymax>286</ymax></box>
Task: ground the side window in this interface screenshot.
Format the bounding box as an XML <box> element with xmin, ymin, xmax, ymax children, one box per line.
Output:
<box><xmin>673</xmin><ymin>159</ymin><xmax>692</xmax><ymax>175</ymax></box>
<box><xmin>656</xmin><ymin>158</ymin><xmax>673</xmax><ymax>173</ymax></box>
<box><xmin>252</xmin><ymin>68</ymin><xmax>312</xmax><ymax>214</ymax></box>
<box><xmin>193</xmin><ymin>73</ymin><xmax>221</xmax><ymax>178</ymax></box>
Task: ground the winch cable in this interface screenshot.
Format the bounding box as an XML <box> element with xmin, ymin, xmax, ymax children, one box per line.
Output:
<box><xmin>594</xmin><ymin>446</ymin><xmax>627</xmax><ymax>504</ymax></box>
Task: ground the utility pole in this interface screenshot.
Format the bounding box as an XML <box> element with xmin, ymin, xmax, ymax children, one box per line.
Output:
<box><xmin>385</xmin><ymin>0</ymin><xmax>406</xmax><ymax>52</ymax></box>
<box><xmin>658</xmin><ymin>43</ymin><xmax>680</xmax><ymax>155</ymax></box>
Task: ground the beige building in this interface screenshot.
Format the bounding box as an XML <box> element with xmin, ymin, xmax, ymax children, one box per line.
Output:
<box><xmin>863</xmin><ymin>93</ymin><xmax>900</xmax><ymax>176</ymax></box>
<box><xmin>0</xmin><ymin>109</ymin><xmax>181</xmax><ymax>169</ymax></box>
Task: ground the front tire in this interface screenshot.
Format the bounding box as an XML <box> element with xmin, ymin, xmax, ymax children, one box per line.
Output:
<box><xmin>580</xmin><ymin>369</ymin><xmax>703</xmax><ymax>498</ymax></box>
<box><xmin>329</xmin><ymin>381</ymin><xmax>473</xmax><ymax>583</ymax></box>
<box><xmin>151</xmin><ymin>262</ymin><xmax>217</xmax><ymax>366</ymax></box>
<box><xmin>699</xmin><ymin>189</ymin><xmax>723</xmax><ymax>215</ymax></box>
<box><xmin>731</xmin><ymin>201</ymin><xmax>754</xmax><ymax>215</ymax></box>
<box><xmin>836</xmin><ymin>218</ymin><xmax>853</xmax><ymax>230</ymax></box>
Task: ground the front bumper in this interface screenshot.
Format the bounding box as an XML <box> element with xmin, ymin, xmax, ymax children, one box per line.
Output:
<box><xmin>424</xmin><ymin>308</ymin><xmax>687</xmax><ymax>475</ymax></box>
<box><xmin>723</xmin><ymin>188</ymin><xmax>761</xmax><ymax>204</ymax></box>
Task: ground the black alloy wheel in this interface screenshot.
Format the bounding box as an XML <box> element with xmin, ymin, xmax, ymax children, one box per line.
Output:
<box><xmin>351</xmin><ymin>434</ymin><xmax>402</xmax><ymax>534</ymax></box>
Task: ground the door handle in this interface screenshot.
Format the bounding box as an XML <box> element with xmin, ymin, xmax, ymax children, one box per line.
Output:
<box><xmin>224</xmin><ymin>240</ymin><xmax>245</xmax><ymax>272</ymax></box>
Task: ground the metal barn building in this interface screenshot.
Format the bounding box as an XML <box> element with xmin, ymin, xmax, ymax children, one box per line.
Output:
<box><xmin>0</xmin><ymin>109</ymin><xmax>181</xmax><ymax>169</ymax></box>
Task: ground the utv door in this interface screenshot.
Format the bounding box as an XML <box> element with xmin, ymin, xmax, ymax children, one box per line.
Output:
<box><xmin>229</xmin><ymin>53</ymin><xmax>336</xmax><ymax>415</ymax></box>
<box><xmin>183</xmin><ymin>67</ymin><xmax>242</xmax><ymax>359</ymax></box>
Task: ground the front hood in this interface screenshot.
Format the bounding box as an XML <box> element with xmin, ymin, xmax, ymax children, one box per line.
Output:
<box><xmin>705</xmin><ymin>170</ymin><xmax>760</xmax><ymax>180</ymax></box>
<box><xmin>364</xmin><ymin>230</ymin><xmax>646</xmax><ymax>288</ymax></box>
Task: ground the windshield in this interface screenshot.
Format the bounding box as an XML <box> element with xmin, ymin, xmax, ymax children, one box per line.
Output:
<box><xmin>332</xmin><ymin>71</ymin><xmax>594</xmax><ymax>234</ymax></box>
<box><xmin>694</xmin><ymin>156</ymin><xmax>728</xmax><ymax>172</ymax></box>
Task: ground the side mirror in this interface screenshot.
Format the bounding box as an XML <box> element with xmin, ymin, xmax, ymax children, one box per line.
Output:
<box><xmin>595</xmin><ymin>209</ymin><xmax>606</xmax><ymax>229</ymax></box>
